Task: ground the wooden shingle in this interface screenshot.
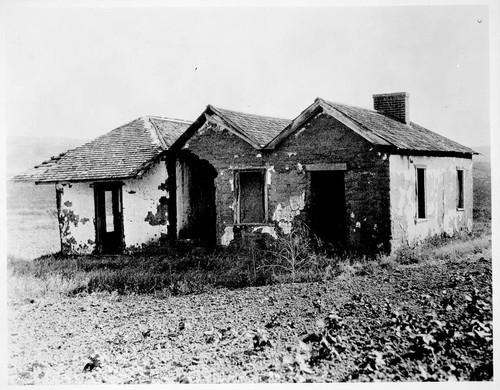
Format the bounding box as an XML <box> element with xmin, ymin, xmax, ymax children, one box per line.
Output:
<box><xmin>14</xmin><ymin>116</ymin><xmax>190</xmax><ymax>183</ymax></box>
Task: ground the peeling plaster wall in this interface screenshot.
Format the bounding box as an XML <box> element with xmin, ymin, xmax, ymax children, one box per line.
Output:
<box><xmin>275</xmin><ymin>114</ymin><xmax>392</xmax><ymax>253</ymax></box>
<box><xmin>184</xmin><ymin>120</ymin><xmax>269</xmax><ymax>245</ymax></box>
<box><xmin>122</xmin><ymin>160</ymin><xmax>169</xmax><ymax>249</ymax></box>
<box><xmin>267</xmin><ymin>168</ymin><xmax>308</xmax><ymax>235</ymax></box>
<box><xmin>184</xmin><ymin>114</ymin><xmax>392</xmax><ymax>252</ymax></box>
<box><xmin>57</xmin><ymin>160</ymin><xmax>169</xmax><ymax>254</ymax></box>
<box><xmin>57</xmin><ymin>182</ymin><xmax>95</xmax><ymax>254</ymax></box>
<box><xmin>389</xmin><ymin>155</ymin><xmax>473</xmax><ymax>250</ymax></box>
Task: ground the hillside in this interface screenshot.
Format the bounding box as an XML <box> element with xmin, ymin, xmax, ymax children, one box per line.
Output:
<box><xmin>472</xmin><ymin>148</ymin><xmax>491</xmax><ymax>221</ymax></box>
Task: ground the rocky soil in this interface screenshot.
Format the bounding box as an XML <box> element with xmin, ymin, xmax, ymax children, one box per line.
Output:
<box><xmin>8</xmin><ymin>249</ymin><xmax>492</xmax><ymax>384</ymax></box>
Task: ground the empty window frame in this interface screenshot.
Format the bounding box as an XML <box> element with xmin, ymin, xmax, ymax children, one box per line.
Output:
<box><xmin>457</xmin><ymin>169</ymin><xmax>464</xmax><ymax>209</ymax></box>
<box><xmin>236</xmin><ymin>170</ymin><xmax>266</xmax><ymax>223</ymax></box>
<box><xmin>416</xmin><ymin>167</ymin><xmax>426</xmax><ymax>219</ymax></box>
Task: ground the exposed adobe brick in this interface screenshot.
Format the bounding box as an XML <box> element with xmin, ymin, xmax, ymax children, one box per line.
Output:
<box><xmin>183</xmin><ymin>114</ymin><xmax>392</xmax><ymax>254</ymax></box>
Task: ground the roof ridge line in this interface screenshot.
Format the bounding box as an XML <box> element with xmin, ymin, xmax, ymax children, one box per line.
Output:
<box><xmin>146</xmin><ymin>118</ymin><xmax>169</xmax><ymax>150</ymax></box>
<box><xmin>210</xmin><ymin>104</ymin><xmax>291</xmax><ymax>122</ymax></box>
<box><xmin>317</xmin><ymin>97</ymin><xmax>377</xmax><ymax>113</ymax></box>
<box><xmin>319</xmin><ymin>97</ymin><xmax>418</xmax><ymax>123</ymax></box>
<box><xmin>146</xmin><ymin>115</ymin><xmax>192</xmax><ymax>124</ymax></box>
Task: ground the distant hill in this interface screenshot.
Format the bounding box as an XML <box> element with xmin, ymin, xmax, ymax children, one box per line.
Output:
<box><xmin>471</xmin><ymin>145</ymin><xmax>491</xmax><ymax>163</ymax></box>
<box><xmin>6</xmin><ymin>136</ymin><xmax>89</xmax><ymax>179</ymax></box>
<box><xmin>472</xmin><ymin>147</ymin><xmax>491</xmax><ymax>221</ymax></box>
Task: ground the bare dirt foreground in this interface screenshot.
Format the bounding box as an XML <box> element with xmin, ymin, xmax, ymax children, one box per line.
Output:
<box><xmin>8</xmin><ymin>250</ymin><xmax>492</xmax><ymax>384</ymax></box>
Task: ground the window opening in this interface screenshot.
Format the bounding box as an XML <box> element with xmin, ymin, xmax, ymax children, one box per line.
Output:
<box><xmin>416</xmin><ymin>167</ymin><xmax>426</xmax><ymax>219</ymax></box>
<box><xmin>238</xmin><ymin>171</ymin><xmax>266</xmax><ymax>223</ymax></box>
<box><xmin>457</xmin><ymin>170</ymin><xmax>464</xmax><ymax>209</ymax></box>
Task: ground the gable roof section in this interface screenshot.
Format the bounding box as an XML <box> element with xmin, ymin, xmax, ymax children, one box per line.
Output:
<box><xmin>14</xmin><ymin>116</ymin><xmax>191</xmax><ymax>183</ymax></box>
<box><xmin>171</xmin><ymin>104</ymin><xmax>292</xmax><ymax>151</ymax></box>
<box><xmin>267</xmin><ymin>98</ymin><xmax>475</xmax><ymax>155</ymax></box>
<box><xmin>209</xmin><ymin>106</ymin><xmax>291</xmax><ymax>147</ymax></box>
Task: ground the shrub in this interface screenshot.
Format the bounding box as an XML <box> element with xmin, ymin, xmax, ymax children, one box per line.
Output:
<box><xmin>393</xmin><ymin>244</ymin><xmax>423</xmax><ymax>265</ymax></box>
<box><xmin>261</xmin><ymin>222</ymin><xmax>316</xmax><ymax>282</ymax></box>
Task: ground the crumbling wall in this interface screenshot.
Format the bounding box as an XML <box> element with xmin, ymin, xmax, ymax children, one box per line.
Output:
<box><xmin>389</xmin><ymin>155</ymin><xmax>473</xmax><ymax>250</ymax></box>
<box><xmin>56</xmin><ymin>182</ymin><xmax>95</xmax><ymax>254</ymax></box>
<box><xmin>183</xmin><ymin>113</ymin><xmax>392</xmax><ymax>253</ymax></box>
<box><xmin>269</xmin><ymin>169</ymin><xmax>307</xmax><ymax>234</ymax></box>
<box><xmin>274</xmin><ymin>114</ymin><xmax>392</xmax><ymax>253</ymax></box>
<box><xmin>183</xmin><ymin>120</ymin><xmax>268</xmax><ymax>245</ymax></box>
<box><xmin>122</xmin><ymin>160</ymin><xmax>169</xmax><ymax>249</ymax></box>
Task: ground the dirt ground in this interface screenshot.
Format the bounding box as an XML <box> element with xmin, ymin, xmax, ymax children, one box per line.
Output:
<box><xmin>8</xmin><ymin>247</ymin><xmax>492</xmax><ymax>384</ymax></box>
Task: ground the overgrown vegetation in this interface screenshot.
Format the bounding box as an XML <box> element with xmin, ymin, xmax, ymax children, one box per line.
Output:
<box><xmin>8</xmin><ymin>220</ymin><xmax>490</xmax><ymax>301</ymax></box>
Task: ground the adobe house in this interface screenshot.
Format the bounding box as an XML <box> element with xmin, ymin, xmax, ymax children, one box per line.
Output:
<box><xmin>14</xmin><ymin>92</ymin><xmax>475</xmax><ymax>255</ymax></box>
<box><xmin>13</xmin><ymin>116</ymin><xmax>191</xmax><ymax>254</ymax></box>
<box><xmin>170</xmin><ymin>93</ymin><xmax>475</xmax><ymax>254</ymax></box>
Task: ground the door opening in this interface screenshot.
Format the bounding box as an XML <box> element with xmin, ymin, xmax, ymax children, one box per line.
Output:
<box><xmin>309</xmin><ymin>171</ymin><xmax>347</xmax><ymax>248</ymax></box>
<box><xmin>176</xmin><ymin>155</ymin><xmax>217</xmax><ymax>247</ymax></box>
<box><xmin>94</xmin><ymin>183</ymin><xmax>124</xmax><ymax>254</ymax></box>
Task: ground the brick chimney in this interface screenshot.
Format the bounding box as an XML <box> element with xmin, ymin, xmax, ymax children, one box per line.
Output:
<box><xmin>373</xmin><ymin>92</ymin><xmax>410</xmax><ymax>124</ymax></box>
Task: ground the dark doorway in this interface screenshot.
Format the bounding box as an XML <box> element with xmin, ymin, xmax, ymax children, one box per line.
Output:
<box><xmin>309</xmin><ymin>171</ymin><xmax>347</xmax><ymax>247</ymax></box>
<box><xmin>94</xmin><ymin>183</ymin><xmax>124</xmax><ymax>254</ymax></box>
<box><xmin>176</xmin><ymin>155</ymin><xmax>217</xmax><ymax>246</ymax></box>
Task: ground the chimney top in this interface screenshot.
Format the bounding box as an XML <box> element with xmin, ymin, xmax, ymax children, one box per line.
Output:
<box><xmin>373</xmin><ymin>92</ymin><xmax>410</xmax><ymax>124</ymax></box>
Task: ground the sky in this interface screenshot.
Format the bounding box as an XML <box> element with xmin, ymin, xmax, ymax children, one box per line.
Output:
<box><xmin>2</xmin><ymin>1</ymin><xmax>494</xmax><ymax>148</ymax></box>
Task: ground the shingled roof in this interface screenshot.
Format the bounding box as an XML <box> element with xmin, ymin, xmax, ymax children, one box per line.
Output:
<box><xmin>14</xmin><ymin>116</ymin><xmax>191</xmax><ymax>183</ymax></box>
<box><xmin>267</xmin><ymin>98</ymin><xmax>475</xmax><ymax>155</ymax></box>
<box><xmin>319</xmin><ymin>99</ymin><xmax>475</xmax><ymax>155</ymax></box>
<box><xmin>209</xmin><ymin>105</ymin><xmax>291</xmax><ymax>147</ymax></box>
<box><xmin>15</xmin><ymin>95</ymin><xmax>474</xmax><ymax>184</ymax></box>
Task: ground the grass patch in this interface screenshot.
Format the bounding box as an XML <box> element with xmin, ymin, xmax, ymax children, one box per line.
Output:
<box><xmin>8</xmin><ymin>221</ymin><xmax>491</xmax><ymax>301</ymax></box>
<box><xmin>388</xmin><ymin>221</ymin><xmax>490</xmax><ymax>266</ymax></box>
<box><xmin>7</xmin><ymin>247</ymin><xmax>273</xmax><ymax>299</ymax></box>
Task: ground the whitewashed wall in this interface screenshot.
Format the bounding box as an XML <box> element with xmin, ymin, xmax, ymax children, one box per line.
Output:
<box><xmin>57</xmin><ymin>160</ymin><xmax>169</xmax><ymax>254</ymax></box>
<box><xmin>57</xmin><ymin>182</ymin><xmax>96</xmax><ymax>254</ymax></box>
<box><xmin>389</xmin><ymin>155</ymin><xmax>473</xmax><ymax>250</ymax></box>
<box><xmin>122</xmin><ymin>160</ymin><xmax>169</xmax><ymax>249</ymax></box>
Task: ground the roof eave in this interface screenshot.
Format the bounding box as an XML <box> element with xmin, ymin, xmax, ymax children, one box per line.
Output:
<box><xmin>34</xmin><ymin>175</ymin><xmax>138</xmax><ymax>185</ymax></box>
<box><xmin>389</xmin><ymin>148</ymin><xmax>475</xmax><ymax>158</ymax></box>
